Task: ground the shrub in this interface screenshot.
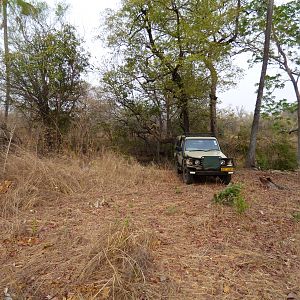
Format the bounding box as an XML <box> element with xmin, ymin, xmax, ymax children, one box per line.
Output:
<box><xmin>213</xmin><ymin>183</ymin><xmax>248</xmax><ymax>214</ymax></box>
<box><xmin>257</xmin><ymin>136</ymin><xmax>298</xmax><ymax>171</ymax></box>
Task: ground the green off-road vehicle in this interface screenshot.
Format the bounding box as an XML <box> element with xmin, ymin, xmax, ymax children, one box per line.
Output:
<box><xmin>174</xmin><ymin>134</ymin><xmax>234</xmax><ymax>184</ymax></box>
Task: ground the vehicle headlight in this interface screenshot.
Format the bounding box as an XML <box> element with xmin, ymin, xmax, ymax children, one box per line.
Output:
<box><xmin>186</xmin><ymin>158</ymin><xmax>193</xmax><ymax>166</ymax></box>
<box><xmin>195</xmin><ymin>159</ymin><xmax>201</xmax><ymax>166</ymax></box>
<box><xmin>227</xmin><ymin>159</ymin><xmax>233</xmax><ymax>166</ymax></box>
<box><xmin>220</xmin><ymin>159</ymin><xmax>226</xmax><ymax>165</ymax></box>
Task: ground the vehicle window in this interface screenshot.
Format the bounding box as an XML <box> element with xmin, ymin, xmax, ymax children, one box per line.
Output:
<box><xmin>185</xmin><ymin>139</ymin><xmax>220</xmax><ymax>151</ymax></box>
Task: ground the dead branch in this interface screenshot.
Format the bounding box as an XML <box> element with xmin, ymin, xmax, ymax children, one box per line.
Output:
<box><xmin>289</xmin><ymin>128</ymin><xmax>298</xmax><ymax>134</ymax></box>
<box><xmin>259</xmin><ymin>176</ymin><xmax>285</xmax><ymax>190</ymax></box>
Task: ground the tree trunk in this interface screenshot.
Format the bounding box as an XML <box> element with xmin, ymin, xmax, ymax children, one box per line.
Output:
<box><xmin>181</xmin><ymin>100</ymin><xmax>190</xmax><ymax>134</ymax></box>
<box><xmin>296</xmin><ymin>85</ymin><xmax>300</xmax><ymax>167</ymax></box>
<box><xmin>274</xmin><ymin>33</ymin><xmax>300</xmax><ymax>168</ymax></box>
<box><xmin>206</xmin><ymin>61</ymin><xmax>218</xmax><ymax>137</ymax></box>
<box><xmin>166</xmin><ymin>94</ymin><xmax>171</xmax><ymax>136</ymax></box>
<box><xmin>245</xmin><ymin>0</ymin><xmax>274</xmax><ymax>168</ymax></box>
<box><xmin>290</xmin><ymin>78</ymin><xmax>300</xmax><ymax>167</ymax></box>
<box><xmin>172</xmin><ymin>70</ymin><xmax>190</xmax><ymax>133</ymax></box>
<box><xmin>285</xmin><ymin>70</ymin><xmax>300</xmax><ymax>168</ymax></box>
<box><xmin>3</xmin><ymin>0</ymin><xmax>11</xmax><ymax>125</ymax></box>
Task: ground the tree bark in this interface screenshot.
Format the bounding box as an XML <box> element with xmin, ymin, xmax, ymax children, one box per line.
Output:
<box><xmin>205</xmin><ymin>60</ymin><xmax>218</xmax><ymax>137</ymax></box>
<box><xmin>245</xmin><ymin>0</ymin><xmax>274</xmax><ymax>168</ymax></box>
<box><xmin>172</xmin><ymin>70</ymin><xmax>189</xmax><ymax>133</ymax></box>
<box><xmin>295</xmin><ymin>82</ymin><xmax>300</xmax><ymax>167</ymax></box>
<box><xmin>3</xmin><ymin>0</ymin><xmax>11</xmax><ymax>125</ymax></box>
<box><xmin>181</xmin><ymin>99</ymin><xmax>189</xmax><ymax>134</ymax></box>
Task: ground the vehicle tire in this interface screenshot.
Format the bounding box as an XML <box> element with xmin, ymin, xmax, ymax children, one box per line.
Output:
<box><xmin>220</xmin><ymin>174</ymin><xmax>231</xmax><ymax>185</ymax></box>
<box><xmin>182</xmin><ymin>165</ymin><xmax>194</xmax><ymax>184</ymax></box>
<box><xmin>176</xmin><ymin>162</ymin><xmax>182</xmax><ymax>174</ymax></box>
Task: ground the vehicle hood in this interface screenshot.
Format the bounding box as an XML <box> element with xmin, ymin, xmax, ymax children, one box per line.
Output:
<box><xmin>184</xmin><ymin>150</ymin><xmax>227</xmax><ymax>159</ymax></box>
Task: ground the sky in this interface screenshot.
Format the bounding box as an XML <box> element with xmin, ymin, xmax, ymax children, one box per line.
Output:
<box><xmin>45</xmin><ymin>0</ymin><xmax>296</xmax><ymax>112</ymax></box>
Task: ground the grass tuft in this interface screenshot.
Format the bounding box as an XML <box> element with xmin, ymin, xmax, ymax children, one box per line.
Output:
<box><xmin>73</xmin><ymin>220</ymin><xmax>155</xmax><ymax>299</ymax></box>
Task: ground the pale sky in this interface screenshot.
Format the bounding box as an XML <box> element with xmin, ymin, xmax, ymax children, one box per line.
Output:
<box><xmin>45</xmin><ymin>0</ymin><xmax>296</xmax><ymax>112</ymax></box>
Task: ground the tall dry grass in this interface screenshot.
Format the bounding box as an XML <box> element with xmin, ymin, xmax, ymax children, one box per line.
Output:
<box><xmin>0</xmin><ymin>149</ymin><xmax>158</xmax><ymax>215</ymax></box>
<box><xmin>73</xmin><ymin>221</ymin><xmax>157</xmax><ymax>299</ymax></box>
<box><xmin>0</xmin><ymin>149</ymin><xmax>163</xmax><ymax>299</ymax></box>
<box><xmin>1</xmin><ymin>221</ymin><xmax>158</xmax><ymax>299</ymax></box>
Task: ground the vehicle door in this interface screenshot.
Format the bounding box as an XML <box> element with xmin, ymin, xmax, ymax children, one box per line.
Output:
<box><xmin>177</xmin><ymin>138</ymin><xmax>184</xmax><ymax>167</ymax></box>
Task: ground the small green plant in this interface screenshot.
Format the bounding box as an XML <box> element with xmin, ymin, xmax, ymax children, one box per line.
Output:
<box><xmin>165</xmin><ymin>205</ymin><xmax>179</xmax><ymax>215</ymax></box>
<box><xmin>213</xmin><ymin>183</ymin><xmax>248</xmax><ymax>214</ymax></box>
<box><xmin>292</xmin><ymin>212</ymin><xmax>300</xmax><ymax>222</ymax></box>
<box><xmin>31</xmin><ymin>218</ymin><xmax>39</xmax><ymax>236</ymax></box>
<box><xmin>175</xmin><ymin>187</ymin><xmax>182</xmax><ymax>194</ymax></box>
<box><xmin>234</xmin><ymin>195</ymin><xmax>249</xmax><ymax>214</ymax></box>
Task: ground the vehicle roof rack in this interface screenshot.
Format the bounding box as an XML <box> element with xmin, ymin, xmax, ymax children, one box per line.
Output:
<box><xmin>183</xmin><ymin>132</ymin><xmax>215</xmax><ymax>137</ymax></box>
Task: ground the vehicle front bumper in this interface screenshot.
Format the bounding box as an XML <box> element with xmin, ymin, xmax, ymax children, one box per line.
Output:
<box><xmin>186</xmin><ymin>167</ymin><xmax>234</xmax><ymax>176</ymax></box>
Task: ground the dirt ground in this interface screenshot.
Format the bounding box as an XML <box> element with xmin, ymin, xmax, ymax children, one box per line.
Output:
<box><xmin>0</xmin><ymin>154</ymin><xmax>300</xmax><ymax>299</ymax></box>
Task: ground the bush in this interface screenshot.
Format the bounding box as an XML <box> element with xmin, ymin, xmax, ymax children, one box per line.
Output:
<box><xmin>257</xmin><ymin>137</ymin><xmax>298</xmax><ymax>171</ymax></box>
<box><xmin>213</xmin><ymin>183</ymin><xmax>248</xmax><ymax>214</ymax></box>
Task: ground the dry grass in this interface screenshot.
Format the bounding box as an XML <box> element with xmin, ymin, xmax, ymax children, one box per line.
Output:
<box><xmin>73</xmin><ymin>222</ymin><xmax>156</xmax><ymax>299</ymax></box>
<box><xmin>1</xmin><ymin>221</ymin><xmax>157</xmax><ymax>299</ymax></box>
<box><xmin>0</xmin><ymin>149</ymin><xmax>156</xmax><ymax>216</ymax></box>
<box><xmin>1</xmin><ymin>149</ymin><xmax>300</xmax><ymax>299</ymax></box>
<box><xmin>0</xmin><ymin>149</ymin><xmax>163</xmax><ymax>299</ymax></box>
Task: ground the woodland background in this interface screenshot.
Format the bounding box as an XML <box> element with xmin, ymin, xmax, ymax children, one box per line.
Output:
<box><xmin>0</xmin><ymin>0</ymin><xmax>299</xmax><ymax>168</ymax></box>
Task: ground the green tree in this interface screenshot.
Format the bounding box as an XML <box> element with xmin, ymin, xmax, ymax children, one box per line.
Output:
<box><xmin>271</xmin><ymin>0</ymin><xmax>300</xmax><ymax>167</ymax></box>
<box><xmin>103</xmin><ymin>0</ymin><xmax>242</xmax><ymax>138</ymax></box>
<box><xmin>245</xmin><ymin>0</ymin><xmax>274</xmax><ymax>168</ymax></box>
<box><xmin>1</xmin><ymin>0</ymin><xmax>36</xmax><ymax>124</ymax></box>
<box><xmin>242</xmin><ymin>0</ymin><xmax>300</xmax><ymax>167</ymax></box>
<box><xmin>187</xmin><ymin>0</ymin><xmax>242</xmax><ymax>136</ymax></box>
<box><xmin>0</xmin><ymin>9</ymin><xmax>90</xmax><ymax>150</ymax></box>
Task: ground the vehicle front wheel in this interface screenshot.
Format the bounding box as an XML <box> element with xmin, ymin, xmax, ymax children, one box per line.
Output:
<box><xmin>176</xmin><ymin>162</ymin><xmax>182</xmax><ymax>174</ymax></box>
<box><xmin>183</xmin><ymin>166</ymin><xmax>194</xmax><ymax>184</ymax></box>
<box><xmin>220</xmin><ymin>174</ymin><xmax>231</xmax><ymax>185</ymax></box>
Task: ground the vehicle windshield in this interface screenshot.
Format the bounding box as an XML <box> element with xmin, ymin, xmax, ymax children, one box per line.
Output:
<box><xmin>185</xmin><ymin>139</ymin><xmax>220</xmax><ymax>151</ymax></box>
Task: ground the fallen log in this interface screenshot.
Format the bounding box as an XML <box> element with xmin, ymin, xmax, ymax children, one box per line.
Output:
<box><xmin>289</xmin><ymin>128</ymin><xmax>298</xmax><ymax>134</ymax></box>
<box><xmin>259</xmin><ymin>176</ymin><xmax>285</xmax><ymax>190</ymax></box>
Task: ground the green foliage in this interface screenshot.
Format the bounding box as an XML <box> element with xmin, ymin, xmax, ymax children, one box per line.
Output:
<box><xmin>14</xmin><ymin>0</ymin><xmax>36</xmax><ymax>15</ymax></box>
<box><xmin>102</xmin><ymin>0</ymin><xmax>242</xmax><ymax>139</ymax></box>
<box><xmin>213</xmin><ymin>183</ymin><xmax>248</xmax><ymax>214</ymax></box>
<box><xmin>234</xmin><ymin>195</ymin><xmax>249</xmax><ymax>214</ymax></box>
<box><xmin>1</xmin><ymin>0</ymin><xmax>37</xmax><ymax>16</ymax></box>
<box><xmin>261</xmin><ymin>74</ymin><xmax>297</xmax><ymax>121</ymax></box>
<box><xmin>292</xmin><ymin>212</ymin><xmax>300</xmax><ymax>222</ymax></box>
<box><xmin>31</xmin><ymin>218</ymin><xmax>38</xmax><ymax>235</ymax></box>
<box><xmin>165</xmin><ymin>205</ymin><xmax>179</xmax><ymax>215</ymax></box>
<box><xmin>15</xmin><ymin>24</ymin><xmax>88</xmax><ymax>94</ymax></box>
<box><xmin>213</xmin><ymin>183</ymin><xmax>242</xmax><ymax>206</ymax></box>
<box><xmin>273</xmin><ymin>0</ymin><xmax>300</xmax><ymax>47</ymax></box>
<box><xmin>1</xmin><ymin>7</ymin><xmax>90</xmax><ymax>149</ymax></box>
<box><xmin>257</xmin><ymin>137</ymin><xmax>298</xmax><ymax>171</ymax></box>
<box><xmin>174</xmin><ymin>187</ymin><xmax>182</xmax><ymax>194</ymax></box>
